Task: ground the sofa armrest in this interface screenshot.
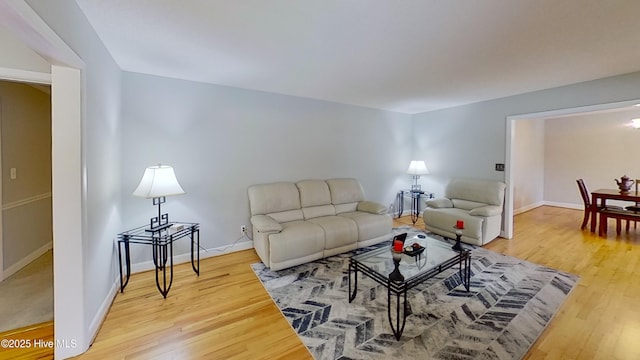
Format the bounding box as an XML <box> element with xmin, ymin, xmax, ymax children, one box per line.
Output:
<box><xmin>250</xmin><ymin>215</ymin><xmax>283</xmax><ymax>233</ymax></box>
<box><xmin>425</xmin><ymin>198</ymin><xmax>453</xmax><ymax>209</ymax></box>
<box><xmin>469</xmin><ymin>205</ymin><xmax>502</xmax><ymax>217</ymax></box>
<box><xmin>357</xmin><ymin>201</ymin><xmax>387</xmax><ymax>215</ymax></box>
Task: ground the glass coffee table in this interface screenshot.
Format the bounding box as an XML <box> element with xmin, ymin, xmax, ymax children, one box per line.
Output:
<box><xmin>348</xmin><ymin>234</ymin><xmax>471</xmax><ymax>340</ymax></box>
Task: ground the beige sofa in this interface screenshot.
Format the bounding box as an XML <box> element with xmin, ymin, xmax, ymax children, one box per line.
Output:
<box><xmin>248</xmin><ymin>178</ymin><xmax>392</xmax><ymax>270</ymax></box>
<box><xmin>423</xmin><ymin>178</ymin><xmax>506</xmax><ymax>246</ymax></box>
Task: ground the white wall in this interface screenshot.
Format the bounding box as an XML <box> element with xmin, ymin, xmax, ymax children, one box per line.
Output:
<box><xmin>413</xmin><ymin>71</ymin><xmax>640</xmax><ymax>206</ymax></box>
<box><xmin>544</xmin><ymin>107</ymin><xmax>640</xmax><ymax>207</ymax></box>
<box><xmin>120</xmin><ymin>72</ymin><xmax>413</xmax><ymax>262</ymax></box>
<box><xmin>25</xmin><ymin>0</ymin><xmax>123</xmax><ymax>354</ymax></box>
<box><xmin>512</xmin><ymin>119</ymin><xmax>545</xmax><ymax>213</ymax></box>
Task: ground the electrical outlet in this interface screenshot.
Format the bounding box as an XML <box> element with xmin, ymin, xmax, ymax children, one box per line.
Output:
<box><xmin>241</xmin><ymin>225</ymin><xmax>247</xmax><ymax>234</ymax></box>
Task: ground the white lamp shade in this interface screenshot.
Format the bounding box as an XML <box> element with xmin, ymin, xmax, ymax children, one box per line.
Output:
<box><xmin>632</xmin><ymin>118</ymin><xmax>640</xmax><ymax>129</ymax></box>
<box><xmin>407</xmin><ymin>160</ymin><xmax>429</xmax><ymax>175</ymax></box>
<box><xmin>133</xmin><ymin>165</ymin><xmax>185</xmax><ymax>198</ymax></box>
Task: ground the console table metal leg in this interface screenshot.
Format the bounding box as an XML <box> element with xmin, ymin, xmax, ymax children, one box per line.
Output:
<box><xmin>411</xmin><ymin>193</ymin><xmax>420</xmax><ymax>224</ymax></box>
<box><xmin>118</xmin><ymin>238</ymin><xmax>132</xmax><ymax>292</ymax></box>
<box><xmin>154</xmin><ymin>240</ymin><xmax>174</xmax><ymax>298</ymax></box>
<box><xmin>348</xmin><ymin>261</ymin><xmax>358</xmax><ymax>302</ymax></box>
<box><xmin>388</xmin><ymin>285</ymin><xmax>408</xmax><ymax>341</ymax></box>
<box><xmin>396</xmin><ymin>191</ymin><xmax>404</xmax><ymax>218</ymax></box>
<box><xmin>191</xmin><ymin>228</ymin><xmax>200</xmax><ymax>275</ymax></box>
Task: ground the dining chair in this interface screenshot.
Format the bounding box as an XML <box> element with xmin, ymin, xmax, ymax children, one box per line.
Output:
<box><xmin>624</xmin><ymin>179</ymin><xmax>640</xmax><ymax>230</ymax></box>
<box><xmin>576</xmin><ymin>179</ymin><xmax>623</xmax><ymax>230</ymax></box>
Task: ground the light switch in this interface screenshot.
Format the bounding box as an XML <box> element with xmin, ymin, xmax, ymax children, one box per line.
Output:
<box><xmin>10</xmin><ymin>168</ymin><xmax>16</xmax><ymax>180</ymax></box>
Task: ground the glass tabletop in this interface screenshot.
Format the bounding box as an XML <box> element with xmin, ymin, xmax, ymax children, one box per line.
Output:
<box><xmin>351</xmin><ymin>233</ymin><xmax>461</xmax><ymax>281</ymax></box>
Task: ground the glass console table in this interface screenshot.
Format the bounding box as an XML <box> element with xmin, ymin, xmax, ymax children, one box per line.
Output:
<box><xmin>117</xmin><ymin>222</ymin><xmax>200</xmax><ymax>298</ymax></box>
<box><xmin>396</xmin><ymin>189</ymin><xmax>434</xmax><ymax>224</ymax></box>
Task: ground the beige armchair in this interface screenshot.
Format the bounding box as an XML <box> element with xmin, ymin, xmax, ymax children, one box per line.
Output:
<box><xmin>423</xmin><ymin>178</ymin><xmax>506</xmax><ymax>246</ymax></box>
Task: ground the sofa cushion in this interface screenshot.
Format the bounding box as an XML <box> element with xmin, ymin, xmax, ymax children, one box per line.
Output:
<box><xmin>302</xmin><ymin>205</ymin><xmax>336</xmax><ymax>219</ymax></box>
<box><xmin>452</xmin><ymin>199</ymin><xmax>487</xmax><ymax>210</ymax></box>
<box><xmin>469</xmin><ymin>205</ymin><xmax>503</xmax><ymax>217</ymax></box>
<box><xmin>339</xmin><ymin>211</ymin><xmax>392</xmax><ymax>242</ymax></box>
<box><xmin>267</xmin><ymin>209</ymin><xmax>304</xmax><ymax>223</ymax></box>
<box><xmin>250</xmin><ymin>215</ymin><xmax>283</xmax><ymax>233</ymax></box>
<box><xmin>248</xmin><ymin>182</ymin><xmax>300</xmax><ymax>215</ymax></box>
<box><xmin>297</xmin><ymin>180</ymin><xmax>331</xmax><ymax>207</ymax></box>
<box><xmin>334</xmin><ymin>202</ymin><xmax>358</xmax><ymax>214</ymax></box>
<box><xmin>308</xmin><ymin>216</ymin><xmax>358</xmax><ymax>250</ymax></box>
<box><xmin>327</xmin><ymin>178</ymin><xmax>365</xmax><ymax>204</ymax></box>
<box><xmin>357</xmin><ymin>201</ymin><xmax>387</xmax><ymax>215</ymax></box>
<box><xmin>445</xmin><ymin>179</ymin><xmax>506</xmax><ymax>207</ymax></box>
<box><xmin>425</xmin><ymin>198</ymin><xmax>453</xmax><ymax>208</ymax></box>
<box><xmin>268</xmin><ymin>220</ymin><xmax>325</xmax><ymax>263</ymax></box>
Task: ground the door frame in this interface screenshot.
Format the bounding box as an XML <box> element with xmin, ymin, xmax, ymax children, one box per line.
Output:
<box><xmin>0</xmin><ymin>1</ymin><xmax>87</xmax><ymax>358</ymax></box>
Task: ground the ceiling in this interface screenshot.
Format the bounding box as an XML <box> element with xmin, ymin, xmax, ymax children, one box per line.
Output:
<box><xmin>75</xmin><ymin>0</ymin><xmax>640</xmax><ymax>114</ymax></box>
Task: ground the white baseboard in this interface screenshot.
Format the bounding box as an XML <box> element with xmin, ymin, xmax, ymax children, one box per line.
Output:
<box><xmin>514</xmin><ymin>201</ymin><xmax>545</xmax><ymax>215</ymax></box>
<box><xmin>129</xmin><ymin>239</ymin><xmax>254</xmax><ymax>274</ymax></box>
<box><xmin>543</xmin><ymin>201</ymin><xmax>582</xmax><ymax>210</ymax></box>
<box><xmin>1</xmin><ymin>241</ymin><xmax>52</xmax><ymax>281</ymax></box>
<box><xmin>88</xmin><ymin>279</ymin><xmax>118</xmax><ymax>344</ymax></box>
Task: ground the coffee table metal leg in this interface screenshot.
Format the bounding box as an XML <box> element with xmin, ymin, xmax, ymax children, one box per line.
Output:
<box><xmin>388</xmin><ymin>284</ymin><xmax>408</xmax><ymax>340</ymax></box>
<box><xmin>348</xmin><ymin>261</ymin><xmax>358</xmax><ymax>302</ymax></box>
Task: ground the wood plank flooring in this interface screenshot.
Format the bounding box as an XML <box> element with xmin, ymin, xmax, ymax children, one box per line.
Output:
<box><xmin>3</xmin><ymin>206</ymin><xmax>640</xmax><ymax>359</ymax></box>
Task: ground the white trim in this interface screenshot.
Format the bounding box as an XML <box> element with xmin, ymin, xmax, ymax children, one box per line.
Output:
<box><xmin>2</xmin><ymin>192</ymin><xmax>51</xmax><ymax>211</ymax></box>
<box><xmin>0</xmin><ymin>2</ymin><xmax>83</xmax><ymax>69</ymax></box>
<box><xmin>543</xmin><ymin>201</ymin><xmax>583</xmax><ymax>210</ymax></box>
<box><xmin>0</xmin><ymin>67</ymin><xmax>51</xmax><ymax>85</ymax></box>
<box><xmin>0</xmin><ymin>1</ymin><xmax>88</xmax><ymax>357</ymax></box>
<box><xmin>129</xmin><ymin>240</ymin><xmax>254</xmax><ymax>274</ymax></box>
<box><xmin>88</xmin><ymin>280</ymin><xmax>117</xmax><ymax>345</ymax></box>
<box><xmin>505</xmin><ymin>99</ymin><xmax>640</xmax><ymax>241</ymax></box>
<box><xmin>52</xmin><ymin>64</ymin><xmax>86</xmax><ymax>359</ymax></box>
<box><xmin>513</xmin><ymin>201</ymin><xmax>545</xmax><ymax>215</ymax></box>
<box><xmin>1</xmin><ymin>241</ymin><xmax>52</xmax><ymax>281</ymax></box>
<box><xmin>0</xmin><ymin>97</ymin><xmax>3</xmax><ymax>278</ymax></box>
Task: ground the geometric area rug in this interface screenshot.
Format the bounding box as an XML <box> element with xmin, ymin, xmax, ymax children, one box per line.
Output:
<box><xmin>251</xmin><ymin>226</ymin><xmax>579</xmax><ymax>360</ymax></box>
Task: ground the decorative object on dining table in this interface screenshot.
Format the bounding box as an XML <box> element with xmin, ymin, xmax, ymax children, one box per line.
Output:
<box><xmin>452</xmin><ymin>220</ymin><xmax>464</xmax><ymax>251</ymax></box>
<box><xmin>615</xmin><ymin>175</ymin><xmax>635</xmax><ymax>193</ymax></box>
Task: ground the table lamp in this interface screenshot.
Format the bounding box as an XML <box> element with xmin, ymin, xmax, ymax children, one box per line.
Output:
<box><xmin>407</xmin><ymin>160</ymin><xmax>429</xmax><ymax>192</ymax></box>
<box><xmin>133</xmin><ymin>164</ymin><xmax>185</xmax><ymax>232</ymax></box>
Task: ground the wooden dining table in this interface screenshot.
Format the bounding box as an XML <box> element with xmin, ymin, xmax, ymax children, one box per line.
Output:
<box><xmin>590</xmin><ymin>189</ymin><xmax>640</xmax><ymax>233</ymax></box>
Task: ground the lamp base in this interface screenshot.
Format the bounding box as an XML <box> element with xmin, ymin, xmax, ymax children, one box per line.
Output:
<box><xmin>145</xmin><ymin>222</ymin><xmax>173</xmax><ymax>233</ymax></box>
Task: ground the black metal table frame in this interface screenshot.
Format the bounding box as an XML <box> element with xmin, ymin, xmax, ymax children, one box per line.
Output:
<box><xmin>348</xmin><ymin>249</ymin><xmax>471</xmax><ymax>340</ymax></box>
<box><xmin>117</xmin><ymin>222</ymin><xmax>200</xmax><ymax>298</ymax></box>
<box><xmin>396</xmin><ymin>190</ymin><xmax>434</xmax><ymax>224</ymax></box>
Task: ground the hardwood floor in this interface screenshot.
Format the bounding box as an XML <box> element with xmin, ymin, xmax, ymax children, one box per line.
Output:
<box><xmin>3</xmin><ymin>206</ymin><xmax>640</xmax><ymax>359</ymax></box>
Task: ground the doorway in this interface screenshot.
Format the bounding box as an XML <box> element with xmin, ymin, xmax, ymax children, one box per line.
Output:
<box><xmin>504</xmin><ymin>99</ymin><xmax>640</xmax><ymax>238</ymax></box>
<box><xmin>0</xmin><ymin>80</ymin><xmax>53</xmax><ymax>332</ymax></box>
